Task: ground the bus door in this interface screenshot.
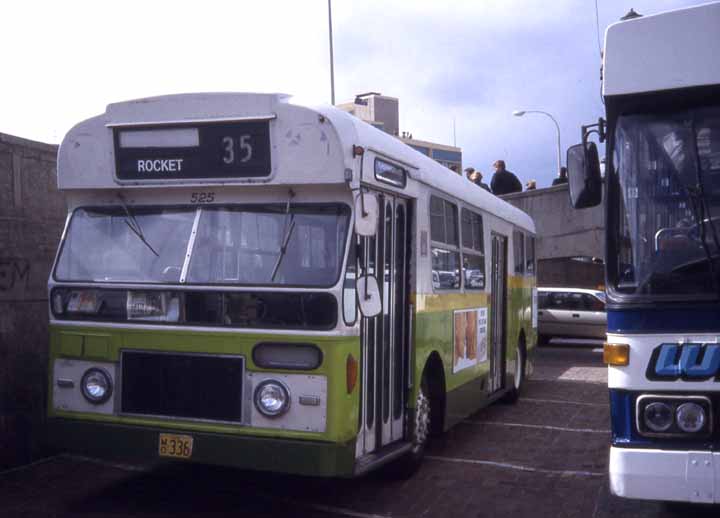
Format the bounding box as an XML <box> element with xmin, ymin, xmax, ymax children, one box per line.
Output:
<box><xmin>357</xmin><ymin>193</ymin><xmax>410</xmax><ymax>454</ymax></box>
<box><xmin>489</xmin><ymin>233</ymin><xmax>508</xmax><ymax>393</ymax></box>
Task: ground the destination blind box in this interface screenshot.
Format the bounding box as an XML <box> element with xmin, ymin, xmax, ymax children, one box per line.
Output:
<box><xmin>111</xmin><ymin>118</ymin><xmax>272</xmax><ymax>181</ymax></box>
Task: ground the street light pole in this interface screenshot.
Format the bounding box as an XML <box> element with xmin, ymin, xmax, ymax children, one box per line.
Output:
<box><xmin>512</xmin><ymin>110</ymin><xmax>562</xmax><ymax>175</ymax></box>
<box><xmin>328</xmin><ymin>0</ymin><xmax>336</xmax><ymax>105</ymax></box>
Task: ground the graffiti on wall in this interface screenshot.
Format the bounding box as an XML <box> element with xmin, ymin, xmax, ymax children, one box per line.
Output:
<box><xmin>0</xmin><ymin>258</ymin><xmax>30</xmax><ymax>292</ymax></box>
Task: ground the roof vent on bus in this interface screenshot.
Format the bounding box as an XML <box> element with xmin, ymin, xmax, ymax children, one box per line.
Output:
<box><xmin>620</xmin><ymin>8</ymin><xmax>642</xmax><ymax>21</ymax></box>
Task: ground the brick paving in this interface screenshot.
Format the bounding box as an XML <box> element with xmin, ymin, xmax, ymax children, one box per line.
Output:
<box><xmin>1</xmin><ymin>344</ymin><xmax>717</xmax><ymax>517</ymax></box>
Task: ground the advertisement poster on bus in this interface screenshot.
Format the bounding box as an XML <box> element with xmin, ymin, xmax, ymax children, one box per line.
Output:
<box><xmin>453</xmin><ymin>307</ymin><xmax>488</xmax><ymax>373</ymax></box>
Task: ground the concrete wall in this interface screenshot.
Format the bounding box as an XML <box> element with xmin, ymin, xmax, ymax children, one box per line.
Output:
<box><xmin>502</xmin><ymin>184</ymin><xmax>605</xmax><ymax>288</ymax></box>
<box><xmin>0</xmin><ymin>133</ymin><xmax>65</xmax><ymax>468</ymax></box>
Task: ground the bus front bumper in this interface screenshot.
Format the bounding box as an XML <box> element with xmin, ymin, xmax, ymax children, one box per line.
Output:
<box><xmin>47</xmin><ymin>418</ymin><xmax>356</xmax><ymax>478</ymax></box>
<box><xmin>610</xmin><ymin>446</ymin><xmax>720</xmax><ymax>503</ymax></box>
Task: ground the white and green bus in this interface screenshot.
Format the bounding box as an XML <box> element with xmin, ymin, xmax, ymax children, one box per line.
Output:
<box><xmin>48</xmin><ymin>93</ymin><xmax>537</xmax><ymax>477</ymax></box>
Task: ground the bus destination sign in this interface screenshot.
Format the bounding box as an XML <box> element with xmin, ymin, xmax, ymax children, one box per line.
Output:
<box><xmin>114</xmin><ymin>121</ymin><xmax>271</xmax><ymax>181</ymax></box>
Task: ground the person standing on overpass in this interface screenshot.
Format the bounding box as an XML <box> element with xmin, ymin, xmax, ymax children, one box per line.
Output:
<box><xmin>465</xmin><ymin>167</ymin><xmax>491</xmax><ymax>192</ymax></box>
<box><xmin>490</xmin><ymin>160</ymin><xmax>522</xmax><ymax>195</ymax></box>
<box><xmin>552</xmin><ymin>167</ymin><xmax>569</xmax><ymax>186</ymax></box>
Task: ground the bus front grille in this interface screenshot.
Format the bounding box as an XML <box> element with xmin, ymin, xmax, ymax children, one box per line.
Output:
<box><xmin>120</xmin><ymin>351</ymin><xmax>244</xmax><ymax>423</ymax></box>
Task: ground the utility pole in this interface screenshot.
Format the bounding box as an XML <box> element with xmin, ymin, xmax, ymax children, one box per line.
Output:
<box><xmin>328</xmin><ymin>0</ymin><xmax>336</xmax><ymax>105</ymax></box>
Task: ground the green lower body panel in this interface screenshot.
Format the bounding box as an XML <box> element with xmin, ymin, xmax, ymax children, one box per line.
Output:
<box><xmin>47</xmin><ymin>418</ymin><xmax>357</xmax><ymax>477</ymax></box>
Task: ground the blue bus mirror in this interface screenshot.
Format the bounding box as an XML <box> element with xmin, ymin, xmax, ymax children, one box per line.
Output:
<box><xmin>357</xmin><ymin>275</ymin><xmax>381</xmax><ymax>317</ymax></box>
<box><xmin>567</xmin><ymin>141</ymin><xmax>602</xmax><ymax>209</ymax></box>
<box><xmin>354</xmin><ymin>192</ymin><xmax>378</xmax><ymax>236</ymax></box>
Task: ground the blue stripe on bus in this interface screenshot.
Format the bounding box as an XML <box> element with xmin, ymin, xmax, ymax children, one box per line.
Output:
<box><xmin>608</xmin><ymin>307</ymin><xmax>720</xmax><ymax>334</ymax></box>
<box><xmin>609</xmin><ymin>390</ymin><xmax>640</xmax><ymax>446</ymax></box>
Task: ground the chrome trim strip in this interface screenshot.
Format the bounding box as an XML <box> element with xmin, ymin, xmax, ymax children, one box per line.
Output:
<box><xmin>179</xmin><ymin>208</ymin><xmax>202</xmax><ymax>283</ymax></box>
<box><xmin>299</xmin><ymin>395</ymin><xmax>321</xmax><ymax>406</ymax></box>
<box><xmin>50</xmin><ymin>319</ymin><xmax>358</xmax><ymax>337</ymax></box>
<box><xmin>51</xmin><ymin>282</ymin><xmax>343</xmax><ymax>293</ymax></box>
<box><xmin>106</xmin><ymin>115</ymin><xmax>277</xmax><ymax>128</ymax></box>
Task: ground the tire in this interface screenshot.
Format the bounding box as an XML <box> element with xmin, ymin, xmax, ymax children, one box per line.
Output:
<box><xmin>501</xmin><ymin>341</ymin><xmax>525</xmax><ymax>404</ymax></box>
<box><xmin>383</xmin><ymin>377</ymin><xmax>431</xmax><ymax>479</ymax></box>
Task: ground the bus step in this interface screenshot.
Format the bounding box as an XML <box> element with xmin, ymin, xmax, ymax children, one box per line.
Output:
<box><xmin>354</xmin><ymin>441</ymin><xmax>413</xmax><ymax>476</ymax></box>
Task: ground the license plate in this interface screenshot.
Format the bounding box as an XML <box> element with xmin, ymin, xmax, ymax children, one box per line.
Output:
<box><xmin>158</xmin><ymin>433</ymin><xmax>193</xmax><ymax>459</ymax></box>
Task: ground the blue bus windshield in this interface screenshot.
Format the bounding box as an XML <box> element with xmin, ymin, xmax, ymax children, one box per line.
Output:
<box><xmin>612</xmin><ymin>106</ymin><xmax>720</xmax><ymax>297</ymax></box>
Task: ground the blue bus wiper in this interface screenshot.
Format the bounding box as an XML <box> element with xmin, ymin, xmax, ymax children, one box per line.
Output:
<box><xmin>689</xmin><ymin>117</ymin><xmax>720</xmax><ymax>295</ymax></box>
<box><xmin>117</xmin><ymin>193</ymin><xmax>159</xmax><ymax>257</ymax></box>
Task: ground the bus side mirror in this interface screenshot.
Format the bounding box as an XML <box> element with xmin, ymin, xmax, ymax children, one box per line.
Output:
<box><xmin>357</xmin><ymin>275</ymin><xmax>381</xmax><ymax>317</ymax></box>
<box><xmin>567</xmin><ymin>142</ymin><xmax>602</xmax><ymax>208</ymax></box>
<box><xmin>354</xmin><ymin>193</ymin><xmax>378</xmax><ymax>236</ymax></box>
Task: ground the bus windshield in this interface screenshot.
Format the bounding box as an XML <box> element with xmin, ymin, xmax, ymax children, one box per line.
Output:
<box><xmin>55</xmin><ymin>204</ymin><xmax>350</xmax><ymax>287</ymax></box>
<box><xmin>611</xmin><ymin>105</ymin><xmax>720</xmax><ymax>298</ymax></box>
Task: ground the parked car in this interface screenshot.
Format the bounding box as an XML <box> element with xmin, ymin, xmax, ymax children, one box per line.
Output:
<box><xmin>537</xmin><ymin>287</ymin><xmax>607</xmax><ymax>345</ymax></box>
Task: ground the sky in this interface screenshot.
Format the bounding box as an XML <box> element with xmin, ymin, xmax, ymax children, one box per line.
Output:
<box><xmin>1</xmin><ymin>0</ymin><xmax>708</xmax><ymax>188</ymax></box>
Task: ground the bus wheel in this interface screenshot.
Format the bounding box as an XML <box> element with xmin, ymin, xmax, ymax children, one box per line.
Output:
<box><xmin>411</xmin><ymin>381</ymin><xmax>431</xmax><ymax>455</ymax></box>
<box><xmin>501</xmin><ymin>339</ymin><xmax>525</xmax><ymax>404</ymax></box>
<box><xmin>384</xmin><ymin>378</ymin><xmax>430</xmax><ymax>479</ymax></box>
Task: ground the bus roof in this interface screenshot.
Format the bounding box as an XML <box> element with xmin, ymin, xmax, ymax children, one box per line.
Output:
<box><xmin>603</xmin><ymin>2</ymin><xmax>720</xmax><ymax>97</ymax></box>
<box><xmin>57</xmin><ymin>92</ymin><xmax>534</xmax><ymax>233</ymax></box>
<box><xmin>317</xmin><ymin>102</ymin><xmax>535</xmax><ymax>232</ymax></box>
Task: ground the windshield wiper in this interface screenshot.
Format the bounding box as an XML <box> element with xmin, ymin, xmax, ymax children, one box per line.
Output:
<box><xmin>689</xmin><ymin>117</ymin><xmax>720</xmax><ymax>296</ymax></box>
<box><xmin>270</xmin><ymin>189</ymin><xmax>296</xmax><ymax>282</ymax></box>
<box><xmin>117</xmin><ymin>193</ymin><xmax>159</xmax><ymax>257</ymax></box>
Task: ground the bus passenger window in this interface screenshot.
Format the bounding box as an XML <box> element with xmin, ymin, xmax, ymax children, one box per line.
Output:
<box><xmin>525</xmin><ymin>235</ymin><xmax>535</xmax><ymax>275</ymax></box>
<box><xmin>431</xmin><ymin>248</ymin><xmax>460</xmax><ymax>289</ymax></box>
<box><xmin>461</xmin><ymin>208</ymin><xmax>485</xmax><ymax>289</ymax></box>
<box><xmin>430</xmin><ymin>195</ymin><xmax>461</xmax><ymax>290</ymax></box>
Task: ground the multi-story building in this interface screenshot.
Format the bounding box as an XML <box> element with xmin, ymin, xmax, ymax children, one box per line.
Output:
<box><xmin>337</xmin><ymin>92</ymin><xmax>462</xmax><ymax>174</ymax></box>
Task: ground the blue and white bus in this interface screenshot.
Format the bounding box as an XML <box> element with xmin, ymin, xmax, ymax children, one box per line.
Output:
<box><xmin>567</xmin><ymin>2</ymin><xmax>720</xmax><ymax>504</ymax></box>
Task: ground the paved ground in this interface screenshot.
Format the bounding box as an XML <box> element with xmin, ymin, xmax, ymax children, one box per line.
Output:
<box><xmin>2</xmin><ymin>343</ymin><xmax>718</xmax><ymax>517</ymax></box>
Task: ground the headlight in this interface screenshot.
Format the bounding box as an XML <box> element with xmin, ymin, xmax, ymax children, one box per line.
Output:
<box><xmin>81</xmin><ymin>368</ymin><xmax>113</xmax><ymax>404</ymax></box>
<box><xmin>127</xmin><ymin>291</ymin><xmax>180</xmax><ymax>322</ymax></box>
<box><xmin>676</xmin><ymin>402</ymin><xmax>706</xmax><ymax>433</ymax></box>
<box><xmin>643</xmin><ymin>401</ymin><xmax>673</xmax><ymax>432</ymax></box>
<box><xmin>254</xmin><ymin>380</ymin><xmax>290</xmax><ymax>417</ymax></box>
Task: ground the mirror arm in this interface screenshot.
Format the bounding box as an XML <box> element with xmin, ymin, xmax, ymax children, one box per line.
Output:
<box><xmin>356</xmin><ymin>238</ymin><xmax>369</xmax><ymax>302</ymax></box>
<box><xmin>353</xmin><ymin>145</ymin><xmax>369</xmax><ymax>217</ymax></box>
<box><xmin>360</xmin><ymin>187</ymin><xmax>368</xmax><ymax>218</ymax></box>
<box><xmin>581</xmin><ymin>118</ymin><xmax>606</xmax><ymax>144</ymax></box>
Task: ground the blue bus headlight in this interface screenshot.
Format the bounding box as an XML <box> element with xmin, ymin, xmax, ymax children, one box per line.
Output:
<box><xmin>676</xmin><ymin>402</ymin><xmax>706</xmax><ymax>433</ymax></box>
<box><xmin>643</xmin><ymin>401</ymin><xmax>673</xmax><ymax>432</ymax></box>
<box><xmin>254</xmin><ymin>380</ymin><xmax>290</xmax><ymax>417</ymax></box>
<box><xmin>81</xmin><ymin>368</ymin><xmax>113</xmax><ymax>404</ymax></box>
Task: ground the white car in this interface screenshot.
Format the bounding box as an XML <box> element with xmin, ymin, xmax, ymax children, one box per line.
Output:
<box><xmin>537</xmin><ymin>287</ymin><xmax>607</xmax><ymax>345</ymax></box>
